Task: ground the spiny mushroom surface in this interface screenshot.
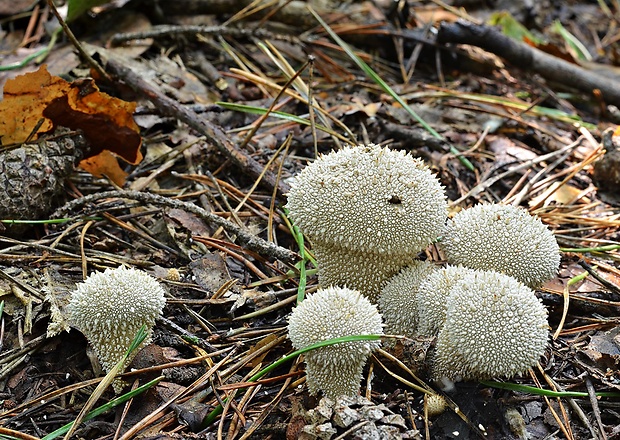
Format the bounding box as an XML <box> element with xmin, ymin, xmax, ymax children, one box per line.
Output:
<box><xmin>286</xmin><ymin>144</ymin><xmax>447</xmax><ymax>300</ymax></box>
<box><xmin>378</xmin><ymin>260</ymin><xmax>437</xmax><ymax>337</ymax></box>
<box><xmin>287</xmin><ymin>286</ymin><xmax>383</xmax><ymax>399</ymax></box>
<box><xmin>68</xmin><ymin>266</ymin><xmax>166</xmax><ymax>390</ymax></box>
<box><xmin>432</xmin><ymin>270</ymin><xmax>549</xmax><ymax>381</ymax></box>
<box><xmin>416</xmin><ymin>265</ymin><xmax>477</xmax><ymax>336</ymax></box>
<box><xmin>440</xmin><ymin>203</ymin><xmax>560</xmax><ymax>287</ymax></box>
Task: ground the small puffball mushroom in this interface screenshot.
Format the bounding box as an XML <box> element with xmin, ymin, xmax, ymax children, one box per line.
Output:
<box><xmin>416</xmin><ymin>265</ymin><xmax>477</xmax><ymax>336</ymax></box>
<box><xmin>378</xmin><ymin>260</ymin><xmax>437</xmax><ymax>337</ymax></box>
<box><xmin>286</xmin><ymin>144</ymin><xmax>447</xmax><ymax>301</ymax></box>
<box><xmin>425</xmin><ymin>394</ymin><xmax>448</xmax><ymax>417</ymax></box>
<box><xmin>68</xmin><ymin>266</ymin><xmax>166</xmax><ymax>390</ymax></box>
<box><xmin>440</xmin><ymin>203</ymin><xmax>560</xmax><ymax>288</ymax></box>
<box><xmin>287</xmin><ymin>286</ymin><xmax>383</xmax><ymax>399</ymax></box>
<box><xmin>432</xmin><ymin>270</ymin><xmax>549</xmax><ymax>381</ymax></box>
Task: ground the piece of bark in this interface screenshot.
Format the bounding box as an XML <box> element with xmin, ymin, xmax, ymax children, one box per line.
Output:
<box><xmin>437</xmin><ymin>20</ymin><xmax>620</xmax><ymax>107</ymax></box>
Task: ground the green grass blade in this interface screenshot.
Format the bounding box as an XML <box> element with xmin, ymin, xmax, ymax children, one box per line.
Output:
<box><xmin>216</xmin><ymin>101</ymin><xmax>350</xmax><ymax>143</ymax></box>
<box><xmin>481</xmin><ymin>380</ymin><xmax>620</xmax><ymax>398</ymax></box>
<box><xmin>217</xmin><ymin>102</ymin><xmax>321</xmax><ymax>126</ymax></box>
<box><xmin>59</xmin><ymin>326</ymin><xmax>150</xmax><ymax>439</ymax></box>
<box><xmin>41</xmin><ymin>376</ymin><xmax>163</xmax><ymax>440</ymax></box>
<box><xmin>552</xmin><ymin>20</ymin><xmax>592</xmax><ymax>62</ymax></box>
<box><xmin>308</xmin><ymin>7</ymin><xmax>475</xmax><ymax>172</ymax></box>
<box><xmin>200</xmin><ymin>334</ymin><xmax>384</xmax><ymax>428</ymax></box>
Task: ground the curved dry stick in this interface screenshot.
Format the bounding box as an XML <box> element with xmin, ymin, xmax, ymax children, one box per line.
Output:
<box><xmin>52</xmin><ymin>190</ymin><xmax>298</xmax><ymax>264</ymax></box>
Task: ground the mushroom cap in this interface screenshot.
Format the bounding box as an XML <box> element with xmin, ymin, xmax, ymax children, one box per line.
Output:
<box><xmin>416</xmin><ymin>265</ymin><xmax>477</xmax><ymax>336</ymax></box>
<box><xmin>378</xmin><ymin>260</ymin><xmax>438</xmax><ymax>337</ymax></box>
<box><xmin>440</xmin><ymin>203</ymin><xmax>560</xmax><ymax>287</ymax></box>
<box><xmin>313</xmin><ymin>241</ymin><xmax>415</xmax><ymax>302</ymax></box>
<box><xmin>68</xmin><ymin>266</ymin><xmax>166</xmax><ymax>374</ymax></box>
<box><xmin>286</xmin><ymin>144</ymin><xmax>447</xmax><ymax>255</ymax></box>
<box><xmin>288</xmin><ymin>286</ymin><xmax>383</xmax><ymax>398</ymax></box>
<box><xmin>432</xmin><ymin>270</ymin><xmax>549</xmax><ymax>381</ymax></box>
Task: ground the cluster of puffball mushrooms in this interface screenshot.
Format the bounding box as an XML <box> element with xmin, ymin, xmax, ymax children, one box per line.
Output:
<box><xmin>286</xmin><ymin>144</ymin><xmax>560</xmax><ymax>399</ymax></box>
<box><xmin>65</xmin><ymin>143</ymin><xmax>560</xmax><ymax>403</ymax></box>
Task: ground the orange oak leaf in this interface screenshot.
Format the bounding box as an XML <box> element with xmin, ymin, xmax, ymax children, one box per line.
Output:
<box><xmin>0</xmin><ymin>65</ymin><xmax>142</xmax><ymax>186</ymax></box>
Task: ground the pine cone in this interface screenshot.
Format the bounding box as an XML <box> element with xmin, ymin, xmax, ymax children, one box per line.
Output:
<box><xmin>0</xmin><ymin>131</ymin><xmax>84</xmax><ymax>224</ymax></box>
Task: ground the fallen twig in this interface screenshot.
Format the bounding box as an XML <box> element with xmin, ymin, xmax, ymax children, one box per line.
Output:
<box><xmin>51</xmin><ymin>190</ymin><xmax>298</xmax><ymax>264</ymax></box>
<box><xmin>100</xmin><ymin>53</ymin><xmax>289</xmax><ymax>197</ymax></box>
<box><xmin>437</xmin><ymin>20</ymin><xmax>620</xmax><ymax>107</ymax></box>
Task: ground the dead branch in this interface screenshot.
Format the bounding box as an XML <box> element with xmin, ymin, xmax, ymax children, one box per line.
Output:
<box><xmin>51</xmin><ymin>190</ymin><xmax>298</xmax><ymax>264</ymax></box>
<box><xmin>101</xmin><ymin>54</ymin><xmax>290</xmax><ymax>198</ymax></box>
<box><xmin>437</xmin><ymin>20</ymin><xmax>620</xmax><ymax>107</ymax></box>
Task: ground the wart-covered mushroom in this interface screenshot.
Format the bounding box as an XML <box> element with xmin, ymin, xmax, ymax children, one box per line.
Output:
<box><xmin>440</xmin><ymin>203</ymin><xmax>560</xmax><ymax>288</ymax></box>
<box><xmin>68</xmin><ymin>266</ymin><xmax>166</xmax><ymax>391</ymax></box>
<box><xmin>432</xmin><ymin>270</ymin><xmax>549</xmax><ymax>381</ymax></box>
<box><xmin>378</xmin><ymin>260</ymin><xmax>437</xmax><ymax>337</ymax></box>
<box><xmin>286</xmin><ymin>144</ymin><xmax>447</xmax><ymax>301</ymax></box>
<box><xmin>287</xmin><ymin>286</ymin><xmax>383</xmax><ymax>399</ymax></box>
<box><xmin>416</xmin><ymin>264</ymin><xmax>477</xmax><ymax>336</ymax></box>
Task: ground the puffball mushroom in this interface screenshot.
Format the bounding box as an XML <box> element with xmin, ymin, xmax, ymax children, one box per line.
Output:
<box><xmin>432</xmin><ymin>270</ymin><xmax>549</xmax><ymax>381</ymax></box>
<box><xmin>440</xmin><ymin>203</ymin><xmax>560</xmax><ymax>288</ymax></box>
<box><xmin>286</xmin><ymin>144</ymin><xmax>447</xmax><ymax>301</ymax></box>
<box><xmin>378</xmin><ymin>260</ymin><xmax>437</xmax><ymax>337</ymax></box>
<box><xmin>416</xmin><ymin>265</ymin><xmax>477</xmax><ymax>336</ymax></box>
<box><xmin>68</xmin><ymin>266</ymin><xmax>166</xmax><ymax>390</ymax></box>
<box><xmin>287</xmin><ymin>286</ymin><xmax>383</xmax><ymax>399</ymax></box>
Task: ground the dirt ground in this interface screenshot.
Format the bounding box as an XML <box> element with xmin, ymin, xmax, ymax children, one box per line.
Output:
<box><xmin>1</xmin><ymin>0</ymin><xmax>620</xmax><ymax>439</ymax></box>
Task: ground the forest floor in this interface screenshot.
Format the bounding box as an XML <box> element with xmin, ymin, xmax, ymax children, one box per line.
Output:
<box><xmin>1</xmin><ymin>0</ymin><xmax>620</xmax><ymax>439</ymax></box>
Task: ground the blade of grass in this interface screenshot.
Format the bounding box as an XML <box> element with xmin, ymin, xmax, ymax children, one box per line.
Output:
<box><xmin>216</xmin><ymin>102</ymin><xmax>351</xmax><ymax>143</ymax></box>
<box><xmin>199</xmin><ymin>334</ymin><xmax>385</xmax><ymax>429</ymax></box>
<box><xmin>552</xmin><ymin>20</ymin><xmax>592</xmax><ymax>62</ymax></box>
<box><xmin>410</xmin><ymin>89</ymin><xmax>596</xmax><ymax>129</ymax></box>
<box><xmin>480</xmin><ymin>380</ymin><xmax>620</xmax><ymax>398</ymax></box>
<box><xmin>308</xmin><ymin>6</ymin><xmax>475</xmax><ymax>171</ymax></box>
<box><xmin>41</xmin><ymin>376</ymin><xmax>163</xmax><ymax>440</ymax></box>
<box><xmin>280</xmin><ymin>207</ymin><xmax>312</xmax><ymax>304</ymax></box>
<box><xmin>553</xmin><ymin>270</ymin><xmax>589</xmax><ymax>340</ymax></box>
<box><xmin>62</xmin><ymin>326</ymin><xmax>149</xmax><ymax>439</ymax></box>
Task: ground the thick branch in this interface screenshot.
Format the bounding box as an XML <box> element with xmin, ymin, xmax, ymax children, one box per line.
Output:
<box><xmin>437</xmin><ymin>20</ymin><xmax>620</xmax><ymax>107</ymax></box>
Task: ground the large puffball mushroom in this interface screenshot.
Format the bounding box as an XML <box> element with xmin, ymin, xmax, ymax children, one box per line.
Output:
<box><xmin>440</xmin><ymin>203</ymin><xmax>560</xmax><ymax>288</ymax></box>
<box><xmin>432</xmin><ymin>270</ymin><xmax>549</xmax><ymax>381</ymax></box>
<box><xmin>286</xmin><ymin>144</ymin><xmax>447</xmax><ymax>301</ymax></box>
<box><xmin>68</xmin><ymin>266</ymin><xmax>166</xmax><ymax>390</ymax></box>
<box><xmin>378</xmin><ymin>260</ymin><xmax>437</xmax><ymax>337</ymax></box>
<box><xmin>287</xmin><ymin>286</ymin><xmax>383</xmax><ymax>399</ymax></box>
<box><xmin>416</xmin><ymin>265</ymin><xmax>477</xmax><ymax>336</ymax></box>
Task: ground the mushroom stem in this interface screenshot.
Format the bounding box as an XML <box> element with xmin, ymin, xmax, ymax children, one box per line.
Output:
<box><xmin>313</xmin><ymin>242</ymin><xmax>415</xmax><ymax>302</ymax></box>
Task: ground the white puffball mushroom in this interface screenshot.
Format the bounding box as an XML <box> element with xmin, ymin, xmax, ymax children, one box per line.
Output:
<box><xmin>378</xmin><ymin>260</ymin><xmax>437</xmax><ymax>337</ymax></box>
<box><xmin>432</xmin><ymin>270</ymin><xmax>549</xmax><ymax>381</ymax></box>
<box><xmin>287</xmin><ymin>286</ymin><xmax>383</xmax><ymax>399</ymax></box>
<box><xmin>440</xmin><ymin>203</ymin><xmax>561</xmax><ymax>288</ymax></box>
<box><xmin>416</xmin><ymin>265</ymin><xmax>477</xmax><ymax>336</ymax></box>
<box><xmin>68</xmin><ymin>266</ymin><xmax>166</xmax><ymax>390</ymax></box>
<box><xmin>426</xmin><ymin>394</ymin><xmax>448</xmax><ymax>417</ymax></box>
<box><xmin>286</xmin><ymin>144</ymin><xmax>447</xmax><ymax>301</ymax></box>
